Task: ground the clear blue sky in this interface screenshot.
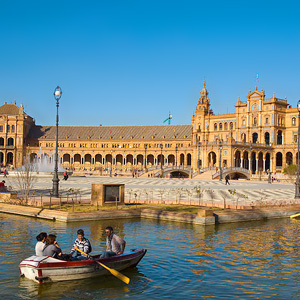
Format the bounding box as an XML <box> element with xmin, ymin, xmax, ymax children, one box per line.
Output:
<box><xmin>1</xmin><ymin>0</ymin><xmax>299</xmax><ymax>126</ymax></box>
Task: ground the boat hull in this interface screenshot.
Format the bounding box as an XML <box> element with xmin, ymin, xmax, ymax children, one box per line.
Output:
<box><xmin>19</xmin><ymin>249</ymin><xmax>146</xmax><ymax>283</ymax></box>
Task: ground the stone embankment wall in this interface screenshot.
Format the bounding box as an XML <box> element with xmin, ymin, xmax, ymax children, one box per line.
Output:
<box><xmin>1</xmin><ymin>203</ymin><xmax>300</xmax><ymax>225</ymax></box>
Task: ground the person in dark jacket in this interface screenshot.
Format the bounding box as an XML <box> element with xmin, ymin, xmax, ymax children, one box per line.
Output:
<box><xmin>225</xmin><ymin>175</ymin><xmax>230</xmax><ymax>185</ymax></box>
<box><xmin>43</xmin><ymin>234</ymin><xmax>62</xmax><ymax>258</ymax></box>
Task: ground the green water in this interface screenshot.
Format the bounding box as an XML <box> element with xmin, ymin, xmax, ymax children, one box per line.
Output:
<box><xmin>1</xmin><ymin>213</ymin><xmax>300</xmax><ymax>299</ymax></box>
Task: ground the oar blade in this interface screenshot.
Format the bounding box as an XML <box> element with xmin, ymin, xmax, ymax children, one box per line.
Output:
<box><xmin>97</xmin><ymin>261</ymin><xmax>130</xmax><ymax>284</ymax></box>
<box><xmin>75</xmin><ymin>247</ymin><xmax>130</xmax><ymax>284</ymax></box>
<box><xmin>110</xmin><ymin>269</ymin><xmax>130</xmax><ymax>284</ymax></box>
<box><xmin>290</xmin><ymin>212</ymin><xmax>300</xmax><ymax>218</ymax></box>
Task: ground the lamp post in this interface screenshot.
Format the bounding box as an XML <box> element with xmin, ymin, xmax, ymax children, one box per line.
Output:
<box><xmin>197</xmin><ymin>142</ymin><xmax>201</xmax><ymax>174</ymax></box>
<box><xmin>295</xmin><ymin>100</ymin><xmax>300</xmax><ymax>198</ymax></box>
<box><xmin>268</xmin><ymin>169</ymin><xmax>271</xmax><ymax>184</ymax></box>
<box><xmin>52</xmin><ymin>86</ymin><xmax>62</xmax><ymax>197</ymax></box>
<box><xmin>175</xmin><ymin>144</ymin><xmax>178</xmax><ymax>167</ymax></box>
<box><xmin>160</xmin><ymin>144</ymin><xmax>163</xmax><ymax>178</ymax></box>
<box><xmin>219</xmin><ymin>139</ymin><xmax>223</xmax><ymax>181</ymax></box>
<box><xmin>249</xmin><ymin>143</ymin><xmax>253</xmax><ymax>177</ymax></box>
<box><xmin>144</xmin><ymin>144</ymin><xmax>147</xmax><ymax>172</ymax></box>
<box><xmin>110</xmin><ymin>150</ymin><xmax>113</xmax><ymax>177</ymax></box>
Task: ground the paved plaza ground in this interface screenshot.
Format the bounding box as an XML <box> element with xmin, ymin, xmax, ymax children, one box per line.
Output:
<box><xmin>3</xmin><ymin>175</ymin><xmax>297</xmax><ymax>207</ymax></box>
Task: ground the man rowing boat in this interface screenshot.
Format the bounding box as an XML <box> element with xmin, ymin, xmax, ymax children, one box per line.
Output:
<box><xmin>101</xmin><ymin>226</ymin><xmax>126</xmax><ymax>258</ymax></box>
<box><xmin>70</xmin><ymin>229</ymin><xmax>92</xmax><ymax>260</ymax></box>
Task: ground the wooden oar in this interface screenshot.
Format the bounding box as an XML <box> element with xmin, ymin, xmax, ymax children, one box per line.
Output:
<box><xmin>290</xmin><ymin>212</ymin><xmax>300</xmax><ymax>218</ymax></box>
<box><xmin>75</xmin><ymin>248</ymin><xmax>130</xmax><ymax>284</ymax></box>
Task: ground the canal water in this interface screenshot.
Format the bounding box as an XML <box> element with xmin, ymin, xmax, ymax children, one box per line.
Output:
<box><xmin>1</xmin><ymin>213</ymin><xmax>300</xmax><ymax>299</ymax></box>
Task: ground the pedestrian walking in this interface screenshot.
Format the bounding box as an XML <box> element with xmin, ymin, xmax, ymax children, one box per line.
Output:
<box><xmin>225</xmin><ymin>174</ymin><xmax>230</xmax><ymax>185</ymax></box>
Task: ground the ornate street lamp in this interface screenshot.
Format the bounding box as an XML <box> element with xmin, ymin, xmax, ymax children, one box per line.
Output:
<box><xmin>295</xmin><ymin>100</ymin><xmax>300</xmax><ymax>198</ymax></box>
<box><xmin>144</xmin><ymin>144</ymin><xmax>148</xmax><ymax>172</ymax></box>
<box><xmin>160</xmin><ymin>144</ymin><xmax>163</xmax><ymax>178</ymax></box>
<box><xmin>197</xmin><ymin>142</ymin><xmax>201</xmax><ymax>174</ymax></box>
<box><xmin>110</xmin><ymin>150</ymin><xmax>113</xmax><ymax>177</ymax></box>
<box><xmin>268</xmin><ymin>169</ymin><xmax>272</xmax><ymax>184</ymax></box>
<box><xmin>52</xmin><ymin>86</ymin><xmax>62</xmax><ymax>197</ymax></box>
<box><xmin>249</xmin><ymin>143</ymin><xmax>253</xmax><ymax>177</ymax></box>
<box><xmin>175</xmin><ymin>144</ymin><xmax>178</xmax><ymax>167</ymax></box>
<box><xmin>219</xmin><ymin>139</ymin><xmax>223</xmax><ymax>181</ymax></box>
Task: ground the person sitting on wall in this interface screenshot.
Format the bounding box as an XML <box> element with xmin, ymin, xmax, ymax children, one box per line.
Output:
<box><xmin>100</xmin><ymin>226</ymin><xmax>126</xmax><ymax>258</ymax></box>
<box><xmin>69</xmin><ymin>229</ymin><xmax>92</xmax><ymax>260</ymax></box>
<box><xmin>0</xmin><ymin>180</ymin><xmax>7</xmax><ymax>192</ymax></box>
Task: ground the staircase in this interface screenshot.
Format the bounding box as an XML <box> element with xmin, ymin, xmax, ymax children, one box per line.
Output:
<box><xmin>193</xmin><ymin>169</ymin><xmax>215</xmax><ymax>180</ymax></box>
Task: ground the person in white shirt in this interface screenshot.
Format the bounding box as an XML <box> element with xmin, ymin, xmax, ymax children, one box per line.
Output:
<box><xmin>35</xmin><ymin>232</ymin><xmax>47</xmax><ymax>256</ymax></box>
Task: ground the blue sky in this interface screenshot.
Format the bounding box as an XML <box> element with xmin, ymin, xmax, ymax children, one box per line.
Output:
<box><xmin>1</xmin><ymin>0</ymin><xmax>300</xmax><ymax>126</ymax></box>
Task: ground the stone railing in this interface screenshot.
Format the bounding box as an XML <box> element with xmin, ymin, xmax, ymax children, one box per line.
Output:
<box><xmin>212</xmin><ymin>167</ymin><xmax>250</xmax><ymax>179</ymax></box>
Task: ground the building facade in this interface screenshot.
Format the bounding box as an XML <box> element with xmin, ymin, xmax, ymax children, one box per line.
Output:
<box><xmin>0</xmin><ymin>83</ymin><xmax>298</xmax><ymax>177</ymax></box>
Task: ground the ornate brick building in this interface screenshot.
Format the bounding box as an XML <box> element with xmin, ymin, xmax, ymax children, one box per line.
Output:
<box><xmin>0</xmin><ymin>83</ymin><xmax>298</xmax><ymax>178</ymax></box>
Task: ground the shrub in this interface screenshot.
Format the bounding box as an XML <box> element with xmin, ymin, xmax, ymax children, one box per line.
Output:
<box><xmin>283</xmin><ymin>164</ymin><xmax>297</xmax><ymax>176</ymax></box>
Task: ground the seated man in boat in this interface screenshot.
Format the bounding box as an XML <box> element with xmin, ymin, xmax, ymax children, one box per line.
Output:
<box><xmin>69</xmin><ymin>229</ymin><xmax>92</xmax><ymax>260</ymax></box>
<box><xmin>101</xmin><ymin>226</ymin><xmax>126</xmax><ymax>258</ymax></box>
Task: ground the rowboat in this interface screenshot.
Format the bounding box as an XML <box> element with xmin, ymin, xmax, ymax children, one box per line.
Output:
<box><xmin>19</xmin><ymin>249</ymin><xmax>147</xmax><ymax>283</ymax></box>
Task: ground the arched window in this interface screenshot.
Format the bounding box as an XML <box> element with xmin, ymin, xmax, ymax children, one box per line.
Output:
<box><xmin>276</xmin><ymin>152</ymin><xmax>283</xmax><ymax>168</ymax></box>
<box><xmin>286</xmin><ymin>152</ymin><xmax>293</xmax><ymax>165</ymax></box>
<box><xmin>224</xmin><ymin>123</ymin><xmax>228</xmax><ymax>130</ymax></box>
<box><xmin>74</xmin><ymin>154</ymin><xmax>81</xmax><ymax>163</ymax></box>
<box><xmin>265</xmin><ymin>132</ymin><xmax>270</xmax><ymax>145</ymax></box>
<box><xmin>219</xmin><ymin>123</ymin><xmax>222</xmax><ymax>131</ymax></box>
<box><xmin>214</xmin><ymin>123</ymin><xmax>217</xmax><ymax>131</ymax></box>
<box><xmin>6</xmin><ymin>152</ymin><xmax>13</xmax><ymax>165</ymax></box>
<box><xmin>266</xmin><ymin>117</ymin><xmax>269</xmax><ymax>124</ymax></box>
<box><xmin>242</xmin><ymin>119</ymin><xmax>246</xmax><ymax>126</ymax></box>
<box><xmin>230</xmin><ymin>122</ymin><xmax>233</xmax><ymax>130</ymax></box>
<box><xmin>292</xmin><ymin>117</ymin><xmax>296</xmax><ymax>126</ymax></box>
<box><xmin>252</xmin><ymin>133</ymin><xmax>258</xmax><ymax>144</ymax></box>
<box><xmin>253</xmin><ymin>117</ymin><xmax>257</xmax><ymax>126</ymax></box>
<box><xmin>187</xmin><ymin>154</ymin><xmax>192</xmax><ymax>166</ymax></box>
<box><xmin>63</xmin><ymin>154</ymin><xmax>70</xmax><ymax>163</ymax></box>
<box><xmin>7</xmin><ymin>138</ymin><xmax>14</xmax><ymax>146</ymax></box>
<box><xmin>277</xmin><ymin>130</ymin><xmax>282</xmax><ymax>145</ymax></box>
<box><xmin>95</xmin><ymin>154</ymin><xmax>102</xmax><ymax>163</ymax></box>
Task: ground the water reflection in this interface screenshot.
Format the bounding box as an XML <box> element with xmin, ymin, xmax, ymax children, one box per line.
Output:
<box><xmin>19</xmin><ymin>268</ymin><xmax>150</xmax><ymax>300</ymax></box>
<box><xmin>2</xmin><ymin>213</ymin><xmax>300</xmax><ymax>299</ymax></box>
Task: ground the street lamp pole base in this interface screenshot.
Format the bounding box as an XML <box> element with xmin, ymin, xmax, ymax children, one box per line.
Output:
<box><xmin>52</xmin><ymin>177</ymin><xmax>59</xmax><ymax>198</ymax></box>
<box><xmin>295</xmin><ymin>183</ymin><xmax>300</xmax><ymax>199</ymax></box>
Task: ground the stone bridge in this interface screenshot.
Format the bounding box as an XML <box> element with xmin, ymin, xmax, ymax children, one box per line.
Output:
<box><xmin>212</xmin><ymin>167</ymin><xmax>250</xmax><ymax>180</ymax></box>
<box><xmin>151</xmin><ymin>166</ymin><xmax>192</xmax><ymax>178</ymax></box>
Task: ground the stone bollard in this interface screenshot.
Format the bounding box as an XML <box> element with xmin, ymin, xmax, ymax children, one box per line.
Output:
<box><xmin>194</xmin><ymin>208</ymin><xmax>215</xmax><ymax>225</ymax></box>
<box><xmin>197</xmin><ymin>208</ymin><xmax>214</xmax><ymax>217</ymax></box>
